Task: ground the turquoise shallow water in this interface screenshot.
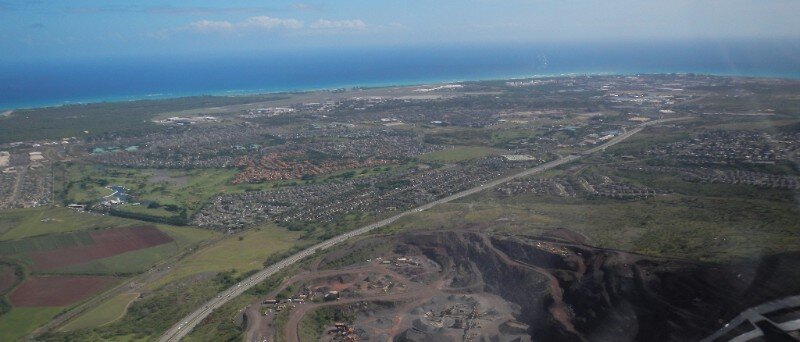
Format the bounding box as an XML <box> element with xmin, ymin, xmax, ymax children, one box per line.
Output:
<box><xmin>1</xmin><ymin>40</ymin><xmax>799</xmax><ymax>110</ymax></box>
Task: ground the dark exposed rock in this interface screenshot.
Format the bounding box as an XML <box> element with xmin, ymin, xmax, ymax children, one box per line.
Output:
<box><xmin>397</xmin><ymin>230</ymin><xmax>800</xmax><ymax>342</ymax></box>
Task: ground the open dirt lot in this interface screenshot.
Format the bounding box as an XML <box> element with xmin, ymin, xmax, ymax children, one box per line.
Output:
<box><xmin>9</xmin><ymin>276</ymin><xmax>118</xmax><ymax>307</ymax></box>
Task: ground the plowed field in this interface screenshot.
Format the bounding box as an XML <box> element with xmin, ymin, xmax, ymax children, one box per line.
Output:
<box><xmin>29</xmin><ymin>226</ymin><xmax>173</xmax><ymax>271</ymax></box>
<box><xmin>9</xmin><ymin>276</ymin><xmax>118</xmax><ymax>307</ymax></box>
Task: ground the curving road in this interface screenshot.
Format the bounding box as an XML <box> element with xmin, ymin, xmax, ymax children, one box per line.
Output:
<box><xmin>159</xmin><ymin>117</ymin><xmax>687</xmax><ymax>342</ymax></box>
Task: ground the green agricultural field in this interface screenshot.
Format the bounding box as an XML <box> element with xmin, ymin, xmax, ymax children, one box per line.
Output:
<box><xmin>0</xmin><ymin>223</ymin><xmax>217</xmax><ymax>275</ymax></box>
<box><xmin>147</xmin><ymin>225</ymin><xmax>302</xmax><ymax>289</ymax></box>
<box><xmin>59</xmin><ymin>293</ymin><xmax>140</xmax><ymax>332</ymax></box>
<box><xmin>51</xmin><ymin>244</ymin><xmax>178</xmax><ymax>275</ymax></box>
<box><xmin>419</xmin><ymin>146</ymin><xmax>506</xmax><ymax>163</ymax></box>
<box><xmin>423</xmin><ymin>126</ymin><xmax>551</xmax><ymax>148</ymax></box>
<box><xmin>0</xmin><ymin>307</ymin><xmax>63</xmax><ymax>341</ymax></box>
<box><xmin>0</xmin><ymin>230</ymin><xmax>93</xmax><ymax>256</ymax></box>
<box><xmin>0</xmin><ymin>224</ymin><xmax>217</xmax><ymax>340</ymax></box>
<box><xmin>0</xmin><ymin>207</ymin><xmax>139</xmax><ymax>241</ymax></box>
<box><xmin>51</xmin><ymin>225</ymin><xmax>218</xmax><ymax>275</ymax></box>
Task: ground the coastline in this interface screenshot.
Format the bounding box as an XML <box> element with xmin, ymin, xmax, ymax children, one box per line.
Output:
<box><xmin>0</xmin><ymin>70</ymin><xmax>596</xmax><ymax>111</ymax></box>
<box><xmin>3</xmin><ymin>69</ymin><xmax>799</xmax><ymax>112</ymax></box>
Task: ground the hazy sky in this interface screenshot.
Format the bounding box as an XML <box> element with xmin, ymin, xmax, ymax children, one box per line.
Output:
<box><xmin>1</xmin><ymin>0</ymin><xmax>799</xmax><ymax>61</ymax></box>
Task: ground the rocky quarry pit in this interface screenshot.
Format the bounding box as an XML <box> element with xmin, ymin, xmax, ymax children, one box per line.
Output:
<box><xmin>247</xmin><ymin>229</ymin><xmax>800</xmax><ymax>342</ymax></box>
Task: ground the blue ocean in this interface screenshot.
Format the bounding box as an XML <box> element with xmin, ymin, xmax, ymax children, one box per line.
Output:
<box><xmin>1</xmin><ymin>39</ymin><xmax>799</xmax><ymax>110</ymax></box>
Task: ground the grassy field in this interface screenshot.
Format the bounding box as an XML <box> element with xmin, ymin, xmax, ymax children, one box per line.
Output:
<box><xmin>0</xmin><ymin>211</ymin><xmax>219</xmax><ymax>340</ymax></box>
<box><xmin>59</xmin><ymin>293</ymin><xmax>140</xmax><ymax>332</ymax></box>
<box><xmin>44</xmin><ymin>265</ymin><xmax>300</xmax><ymax>341</ymax></box>
<box><xmin>0</xmin><ymin>207</ymin><xmax>139</xmax><ymax>241</ymax></box>
<box><xmin>157</xmin><ymin>225</ymin><xmax>219</xmax><ymax>249</ymax></box>
<box><xmin>51</xmin><ymin>244</ymin><xmax>177</xmax><ymax>275</ymax></box>
<box><xmin>147</xmin><ymin>225</ymin><xmax>302</xmax><ymax>289</ymax></box>
<box><xmin>419</xmin><ymin>146</ymin><xmax>506</xmax><ymax>163</ymax></box>
<box><xmin>380</xmin><ymin>173</ymin><xmax>800</xmax><ymax>262</ymax></box>
<box><xmin>62</xmin><ymin>165</ymin><xmax>241</xmax><ymax>216</ymax></box>
<box><xmin>298</xmin><ymin>307</ymin><xmax>337</xmax><ymax>341</ymax></box>
<box><xmin>182</xmin><ymin>293</ymin><xmax>254</xmax><ymax>342</ymax></box>
<box><xmin>0</xmin><ymin>224</ymin><xmax>217</xmax><ymax>340</ymax></box>
<box><xmin>0</xmin><ymin>230</ymin><xmax>94</xmax><ymax>256</ymax></box>
<box><xmin>114</xmin><ymin>204</ymin><xmax>177</xmax><ymax>219</ymax></box>
<box><xmin>39</xmin><ymin>274</ymin><xmax>228</xmax><ymax>341</ymax></box>
<box><xmin>0</xmin><ymin>222</ymin><xmax>216</xmax><ymax>272</ymax></box>
<box><xmin>0</xmin><ymin>307</ymin><xmax>63</xmax><ymax>341</ymax></box>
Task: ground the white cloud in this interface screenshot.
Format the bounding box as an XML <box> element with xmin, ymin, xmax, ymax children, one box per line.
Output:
<box><xmin>291</xmin><ymin>3</ymin><xmax>311</xmax><ymax>11</ymax></box>
<box><xmin>310</xmin><ymin>19</ymin><xmax>367</xmax><ymax>30</ymax></box>
<box><xmin>188</xmin><ymin>20</ymin><xmax>234</xmax><ymax>33</ymax></box>
<box><xmin>184</xmin><ymin>16</ymin><xmax>368</xmax><ymax>35</ymax></box>
<box><xmin>242</xmin><ymin>16</ymin><xmax>304</xmax><ymax>30</ymax></box>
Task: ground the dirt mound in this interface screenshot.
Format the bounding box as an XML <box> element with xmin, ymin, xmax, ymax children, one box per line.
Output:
<box><xmin>9</xmin><ymin>276</ymin><xmax>117</xmax><ymax>307</ymax></box>
<box><xmin>399</xmin><ymin>231</ymin><xmax>800</xmax><ymax>342</ymax></box>
<box><xmin>29</xmin><ymin>226</ymin><xmax>173</xmax><ymax>270</ymax></box>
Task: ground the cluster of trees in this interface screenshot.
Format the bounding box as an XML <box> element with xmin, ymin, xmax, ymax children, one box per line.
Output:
<box><xmin>109</xmin><ymin>207</ymin><xmax>188</xmax><ymax>226</ymax></box>
<box><xmin>0</xmin><ymin>262</ymin><xmax>24</xmax><ymax>318</ymax></box>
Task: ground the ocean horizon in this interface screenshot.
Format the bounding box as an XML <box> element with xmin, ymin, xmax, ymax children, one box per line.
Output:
<box><xmin>2</xmin><ymin>40</ymin><xmax>799</xmax><ymax>111</ymax></box>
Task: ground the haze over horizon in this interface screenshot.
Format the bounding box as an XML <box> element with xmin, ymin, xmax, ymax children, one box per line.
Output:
<box><xmin>2</xmin><ymin>0</ymin><xmax>800</xmax><ymax>61</ymax></box>
<box><xmin>2</xmin><ymin>1</ymin><xmax>800</xmax><ymax>110</ymax></box>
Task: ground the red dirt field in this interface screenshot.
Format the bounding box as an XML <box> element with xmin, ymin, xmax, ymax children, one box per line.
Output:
<box><xmin>0</xmin><ymin>264</ymin><xmax>18</xmax><ymax>294</ymax></box>
<box><xmin>9</xmin><ymin>276</ymin><xmax>118</xmax><ymax>307</ymax></box>
<box><xmin>29</xmin><ymin>226</ymin><xmax>174</xmax><ymax>271</ymax></box>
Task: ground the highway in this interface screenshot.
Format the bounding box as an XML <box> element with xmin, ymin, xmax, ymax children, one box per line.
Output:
<box><xmin>159</xmin><ymin>117</ymin><xmax>686</xmax><ymax>342</ymax></box>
